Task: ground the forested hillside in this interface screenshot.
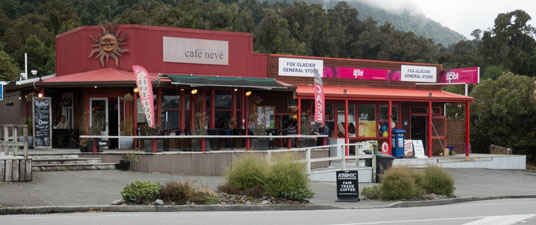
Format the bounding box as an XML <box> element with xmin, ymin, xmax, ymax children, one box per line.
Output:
<box><xmin>0</xmin><ymin>0</ymin><xmax>535</xmax><ymax>81</ymax></box>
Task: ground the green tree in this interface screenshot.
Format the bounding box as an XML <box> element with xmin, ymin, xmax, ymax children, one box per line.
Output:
<box><xmin>17</xmin><ymin>35</ymin><xmax>55</xmax><ymax>76</ymax></box>
<box><xmin>254</xmin><ymin>9</ymin><xmax>306</xmax><ymax>55</ymax></box>
<box><xmin>470</xmin><ymin>72</ymin><xmax>536</xmax><ymax>161</ymax></box>
<box><xmin>0</xmin><ymin>50</ymin><xmax>19</xmax><ymax>81</ymax></box>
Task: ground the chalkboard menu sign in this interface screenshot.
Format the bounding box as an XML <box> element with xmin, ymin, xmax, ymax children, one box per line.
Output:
<box><xmin>33</xmin><ymin>97</ymin><xmax>52</xmax><ymax>148</ymax></box>
<box><xmin>336</xmin><ymin>170</ymin><xmax>359</xmax><ymax>202</ymax></box>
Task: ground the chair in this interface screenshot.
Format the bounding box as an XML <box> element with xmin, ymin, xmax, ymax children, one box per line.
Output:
<box><xmin>266</xmin><ymin>128</ymin><xmax>279</xmax><ymax>149</ymax></box>
<box><xmin>207</xmin><ymin>128</ymin><xmax>221</xmax><ymax>150</ymax></box>
<box><xmin>163</xmin><ymin>128</ymin><xmax>180</xmax><ymax>151</ymax></box>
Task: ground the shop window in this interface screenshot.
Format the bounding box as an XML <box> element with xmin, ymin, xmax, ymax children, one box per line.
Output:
<box><xmin>325</xmin><ymin>103</ymin><xmax>334</xmax><ymax>138</ymax></box>
<box><xmin>379</xmin><ymin>104</ymin><xmax>399</xmax><ymax>124</ymax></box>
<box><xmin>161</xmin><ymin>90</ymin><xmax>180</xmax><ymax>130</ymax></box>
<box><xmin>336</xmin><ymin>104</ymin><xmax>356</xmax><ymax>137</ymax></box>
<box><xmin>411</xmin><ymin>107</ymin><xmax>441</xmax><ymax>115</ymax></box>
<box><xmin>358</xmin><ymin>104</ymin><xmax>376</xmax><ymax>138</ymax></box>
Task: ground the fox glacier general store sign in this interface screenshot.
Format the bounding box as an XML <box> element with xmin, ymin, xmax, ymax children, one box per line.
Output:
<box><xmin>163</xmin><ymin>36</ymin><xmax>228</xmax><ymax>65</ymax></box>
<box><xmin>278</xmin><ymin>58</ymin><xmax>323</xmax><ymax>77</ymax></box>
<box><xmin>401</xmin><ymin>65</ymin><xmax>437</xmax><ymax>82</ymax></box>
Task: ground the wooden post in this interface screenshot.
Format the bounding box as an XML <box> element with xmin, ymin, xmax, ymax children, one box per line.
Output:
<box><xmin>25</xmin><ymin>159</ymin><xmax>32</xmax><ymax>181</ymax></box>
<box><xmin>5</xmin><ymin>160</ymin><xmax>12</xmax><ymax>182</ymax></box>
<box><xmin>19</xmin><ymin>159</ymin><xmax>25</xmax><ymax>181</ymax></box>
<box><xmin>0</xmin><ymin>160</ymin><xmax>5</xmax><ymax>181</ymax></box>
<box><xmin>13</xmin><ymin>159</ymin><xmax>19</xmax><ymax>181</ymax></box>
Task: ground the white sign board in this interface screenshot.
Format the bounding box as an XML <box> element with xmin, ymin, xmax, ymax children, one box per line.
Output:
<box><xmin>412</xmin><ymin>140</ymin><xmax>427</xmax><ymax>158</ymax></box>
<box><xmin>401</xmin><ymin>65</ymin><xmax>437</xmax><ymax>82</ymax></box>
<box><xmin>278</xmin><ymin>57</ymin><xmax>323</xmax><ymax>77</ymax></box>
<box><xmin>163</xmin><ymin>36</ymin><xmax>228</xmax><ymax>65</ymax></box>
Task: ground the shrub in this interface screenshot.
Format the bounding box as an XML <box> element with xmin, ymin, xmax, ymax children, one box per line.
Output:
<box><xmin>160</xmin><ymin>181</ymin><xmax>195</xmax><ymax>204</ymax></box>
<box><xmin>191</xmin><ymin>185</ymin><xmax>221</xmax><ymax>205</ymax></box>
<box><xmin>264</xmin><ymin>155</ymin><xmax>314</xmax><ymax>201</ymax></box>
<box><xmin>379</xmin><ymin>168</ymin><xmax>417</xmax><ymax>200</ymax></box>
<box><xmin>226</xmin><ymin>155</ymin><xmax>269</xmax><ymax>191</ymax></box>
<box><xmin>422</xmin><ymin>166</ymin><xmax>455</xmax><ymax>196</ymax></box>
<box><xmin>121</xmin><ymin>181</ymin><xmax>161</xmax><ymax>204</ymax></box>
<box><xmin>361</xmin><ymin>186</ymin><xmax>380</xmax><ymax>199</ymax></box>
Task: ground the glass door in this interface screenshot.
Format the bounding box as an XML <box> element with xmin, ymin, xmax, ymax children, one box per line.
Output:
<box><xmin>89</xmin><ymin>98</ymin><xmax>108</xmax><ymax>140</ymax></box>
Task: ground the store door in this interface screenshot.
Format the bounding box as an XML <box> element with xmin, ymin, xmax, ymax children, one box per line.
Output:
<box><xmin>411</xmin><ymin>116</ymin><xmax>427</xmax><ymax>154</ymax></box>
<box><xmin>108</xmin><ymin>98</ymin><xmax>119</xmax><ymax>149</ymax></box>
<box><xmin>89</xmin><ymin>98</ymin><xmax>108</xmax><ymax>143</ymax></box>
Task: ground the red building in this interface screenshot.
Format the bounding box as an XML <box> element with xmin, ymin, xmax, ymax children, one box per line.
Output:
<box><xmin>2</xmin><ymin>24</ymin><xmax>473</xmax><ymax>156</ymax></box>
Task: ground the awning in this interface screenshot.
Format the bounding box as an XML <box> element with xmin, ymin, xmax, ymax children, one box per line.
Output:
<box><xmin>296</xmin><ymin>86</ymin><xmax>473</xmax><ymax>102</ymax></box>
<box><xmin>37</xmin><ymin>68</ymin><xmax>164</xmax><ymax>87</ymax></box>
<box><xmin>164</xmin><ymin>74</ymin><xmax>295</xmax><ymax>91</ymax></box>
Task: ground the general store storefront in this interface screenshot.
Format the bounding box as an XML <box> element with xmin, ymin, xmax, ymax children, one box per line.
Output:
<box><xmin>2</xmin><ymin>24</ymin><xmax>474</xmax><ymax>158</ymax></box>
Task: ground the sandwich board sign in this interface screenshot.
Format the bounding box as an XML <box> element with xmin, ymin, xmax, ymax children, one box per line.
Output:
<box><xmin>336</xmin><ymin>170</ymin><xmax>359</xmax><ymax>202</ymax></box>
<box><xmin>413</xmin><ymin>140</ymin><xmax>427</xmax><ymax>159</ymax></box>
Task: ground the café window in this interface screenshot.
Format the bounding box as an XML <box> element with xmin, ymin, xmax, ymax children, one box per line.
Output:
<box><xmin>358</xmin><ymin>104</ymin><xmax>376</xmax><ymax>138</ymax></box>
<box><xmin>161</xmin><ymin>90</ymin><xmax>180</xmax><ymax>130</ymax></box>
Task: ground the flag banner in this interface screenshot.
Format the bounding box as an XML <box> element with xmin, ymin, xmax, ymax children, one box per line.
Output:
<box><xmin>314</xmin><ymin>69</ymin><xmax>325</xmax><ymax>123</ymax></box>
<box><xmin>132</xmin><ymin>65</ymin><xmax>156</xmax><ymax>128</ymax></box>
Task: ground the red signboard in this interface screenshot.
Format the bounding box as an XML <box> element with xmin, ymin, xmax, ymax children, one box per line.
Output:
<box><xmin>440</xmin><ymin>67</ymin><xmax>480</xmax><ymax>84</ymax></box>
<box><xmin>323</xmin><ymin>66</ymin><xmax>401</xmax><ymax>81</ymax></box>
<box><xmin>314</xmin><ymin>70</ymin><xmax>325</xmax><ymax>123</ymax></box>
<box><xmin>133</xmin><ymin>65</ymin><xmax>156</xmax><ymax>128</ymax></box>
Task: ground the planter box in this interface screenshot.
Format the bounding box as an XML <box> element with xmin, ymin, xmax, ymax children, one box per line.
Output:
<box><xmin>119</xmin><ymin>138</ymin><xmax>134</xmax><ymax>150</ymax></box>
<box><xmin>192</xmin><ymin>139</ymin><xmax>210</xmax><ymax>151</ymax></box>
<box><xmin>251</xmin><ymin>139</ymin><xmax>269</xmax><ymax>150</ymax></box>
<box><xmin>144</xmin><ymin>139</ymin><xmax>164</xmax><ymax>152</ymax></box>
<box><xmin>118</xmin><ymin>160</ymin><xmax>130</xmax><ymax>171</ymax></box>
<box><xmin>298</xmin><ymin>139</ymin><xmax>316</xmax><ymax>148</ymax></box>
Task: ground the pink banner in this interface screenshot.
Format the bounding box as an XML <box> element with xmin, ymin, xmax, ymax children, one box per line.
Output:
<box><xmin>314</xmin><ymin>70</ymin><xmax>325</xmax><ymax>123</ymax></box>
<box><xmin>440</xmin><ymin>67</ymin><xmax>480</xmax><ymax>84</ymax></box>
<box><xmin>132</xmin><ymin>65</ymin><xmax>156</xmax><ymax>128</ymax></box>
<box><xmin>323</xmin><ymin>66</ymin><xmax>401</xmax><ymax>81</ymax></box>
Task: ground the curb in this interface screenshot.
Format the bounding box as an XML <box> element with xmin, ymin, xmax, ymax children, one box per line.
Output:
<box><xmin>0</xmin><ymin>204</ymin><xmax>339</xmax><ymax>215</ymax></box>
<box><xmin>386</xmin><ymin>194</ymin><xmax>536</xmax><ymax>208</ymax></box>
<box><xmin>2</xmin><ymin>195</ymin><xmax>536</xmax><ymax>215</ymax></box>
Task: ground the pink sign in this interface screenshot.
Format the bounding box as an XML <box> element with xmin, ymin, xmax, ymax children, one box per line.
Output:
<box><xmin>314</xmin><ymin>70</ymin><xmax>325</xmax><ymax>123</ymax></box>
<box><xmin>132</xmin><ymin>65</ymin><xmax>156</xmax><ymax>128</ymax></box>
<box><xmin>440</xmin><ymin>67</ymin><xmax>480</xmax><ymax>84</ymax></box>
<box><xmin>323</xmin><ymin>66</ymin><xmax>401</xmax><ymax>81</ymax></box>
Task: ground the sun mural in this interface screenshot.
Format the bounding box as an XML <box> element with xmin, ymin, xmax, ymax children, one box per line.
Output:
<box><xmin>88</xmin><ymin>25</ymin><xmax>129</xmax><ymax>67</ymax></box>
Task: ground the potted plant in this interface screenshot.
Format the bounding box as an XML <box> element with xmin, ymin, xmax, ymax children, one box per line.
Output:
<box><xmin>143</xmin><ymin>125</ymin><xmax>164</xmax><ymax>152</ymax></box>
<box><xmin>119</xmin><ymin>118</ymin><xmax>134</xmax><ymax>149</ymax></box>
<box><xmin>119</xmin><ymin>149</ymin><xmax>141</xmax><ymax>170</ymax></box>
<box><xmin>119</xmin><ymin>93</ymin><xmax>135</xmax><ymax>150</ymax></box>
<box><xmin>298</xmin><ymin>116</ymin><xmax>315</xmax><ymax>148</ymax></box>
<box><xmin>19</xmin><ymin>118</ymin><xmax>33</xmax><ymax>147</ymax></box>
<box><xmin>250</xmin><ymin>120</ymin><xmax>268</xmax><ymax>150</ymax></box>
<box><xmin>191</xmin><ymin>97</ymin><xmax>208</xmax><ymax>151</ymax></box>
<box><xmin>89</xmin><ymin>109</ymin><xmax>106</xmax><ymax>152</ymax></box>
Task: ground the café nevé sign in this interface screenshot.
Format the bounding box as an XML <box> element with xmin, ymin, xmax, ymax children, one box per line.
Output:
<box><xmin>163</xmin><ymin>36</ymin><xmax>229</xmax><ymax>65</ymax></box>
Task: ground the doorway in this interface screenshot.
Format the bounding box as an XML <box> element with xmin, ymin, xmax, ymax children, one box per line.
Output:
<box><xmin>411</xmin><ymin>116</ymin><xmax>427</xmax><ymax>154</ymax></box>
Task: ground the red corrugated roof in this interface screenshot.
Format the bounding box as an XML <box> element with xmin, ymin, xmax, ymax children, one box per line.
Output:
<box><xmin>296</xmin><ymin>85</ymin><xmax>473</xmax><ymax>102</ymax></box>
<box><xmin>41</xmin><ymin>68</ymin><xmax>165</xmax><ymax>83</ymax></box>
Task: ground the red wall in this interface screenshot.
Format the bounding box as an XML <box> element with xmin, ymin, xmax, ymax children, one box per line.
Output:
<box><xmin>55</xmin><ymin>25</ymin><xmax>267</xmax><ymax>78</ymax></box>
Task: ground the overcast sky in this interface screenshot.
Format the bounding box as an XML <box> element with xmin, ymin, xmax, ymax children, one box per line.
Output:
<box><xmin>362</xmin><ymin>0</ymin><xmax>536</xmax><ymax>38</ymax></box>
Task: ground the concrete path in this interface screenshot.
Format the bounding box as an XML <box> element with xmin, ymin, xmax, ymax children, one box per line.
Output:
<box><xmin>1</xmin><ymin>168</ymin><xmax>535</xmax><ymax>209</ymax></box>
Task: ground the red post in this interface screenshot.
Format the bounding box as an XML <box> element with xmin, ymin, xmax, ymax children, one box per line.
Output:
<box><xmin>133</xmin><ymin>90</ymin><xmax>138</xmax><ymax>150</ymax></box>
<box><xmin>428</xmin><ymin>101</ymin><xmax>432</xmax><ymax>158</ymax></box>
<box><xmin>210</xmin><ymin>89</ymin><xmax>215</xmax><ymax>129</ymax></box>
<box><xmin>345</xmin><ymin>99</ymin><xmax>349</xmax><ymax>156</ymax></box>
<box><xmin>180</xmin><ymin>90</ymin><xmax>185</xmax><ymax>134</ymax></box>
<box><xmin>231</xmin><ymin>90</ymin><xmax>236</xmax><ymax>127</ymax></box>
<box><xmin>388</xmin><ymin>100</ymin><xmax>392</xmax><ymax>155</ymax></box>
<box><xmin>297</xmin><ymin>98</ymin><xmax>301</xmax><ymax>135</ymax></box>
<box><xmin>245</xmin><ymin>93</ymin><xmax>250</xmax><ymax>151</ymax></box>
<box><xmin>152</xmin><ymin>139</ymin><xmax>157</xmax><ymax>153</ymax></box>
<box><xmin>201</xmin><ymin>89</ymin><xmax>206</xmax><ymax>152</ymax></box>
<box><xmin>156</xmin><ymin>88</ymin><xmax>162</xmax><ymax>125</ymax></box>
<box><xmin>465</xmin><ymin>101</ymin><xmax>470</xmax><ymax>156</ymax></box>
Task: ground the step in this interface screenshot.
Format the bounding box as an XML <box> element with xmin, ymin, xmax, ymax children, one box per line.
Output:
<box><xmin>28</xmin><ymin>154</ymin><xmax>81</xmax><ymax>160</ymax></box>
<box><xmin>32</xmin><ymin>158</ymin><xmax>102</xmax><ymax>166</ymax></box>
<box><xmin>32</xmin><ymin>163</ymin><xmax>118</xmax><ymax>172</ymax></box>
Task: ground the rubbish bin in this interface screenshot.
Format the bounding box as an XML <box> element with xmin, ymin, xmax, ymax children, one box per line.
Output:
<box><xmin>376</xmin><ymin>153</ymin><xmax>395</xmax><ymax>183</ymax></box>
<box><xmin>391</xmin><ymin>129</ymin><xmax>406</xmax><ymax>158</ymax></box>
<box><xmin>447</xmin><ymin>145</ymin><xmax>455</xmax><ymax>155</ymax></box>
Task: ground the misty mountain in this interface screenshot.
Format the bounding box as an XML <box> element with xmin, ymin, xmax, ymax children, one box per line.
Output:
<box><xmin>269</xmin><ymin>0</ymin><xmax>465</xmax><ymax>47</ymax></box>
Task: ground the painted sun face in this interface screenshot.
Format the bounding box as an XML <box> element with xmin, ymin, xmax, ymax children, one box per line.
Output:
<box><xmin>89</xmin><ymin>25</ymin><xmax>129</xmax><ymax>67</ymax></box>
<box><xmin>99</xmin><ymin>34</ymin><xmax>118</xmax><ymax>53</ymax></box>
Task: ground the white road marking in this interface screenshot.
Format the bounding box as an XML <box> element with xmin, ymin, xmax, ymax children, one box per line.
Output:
<box><xmin>330</xmin><ymin>214</ymin><xmax>536</xmax><ymax>225</ymax></box>
<box><xmin>462</xmin><ymin>214</ymin><xmax>536</xmax><ymax>225</ymax></box>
